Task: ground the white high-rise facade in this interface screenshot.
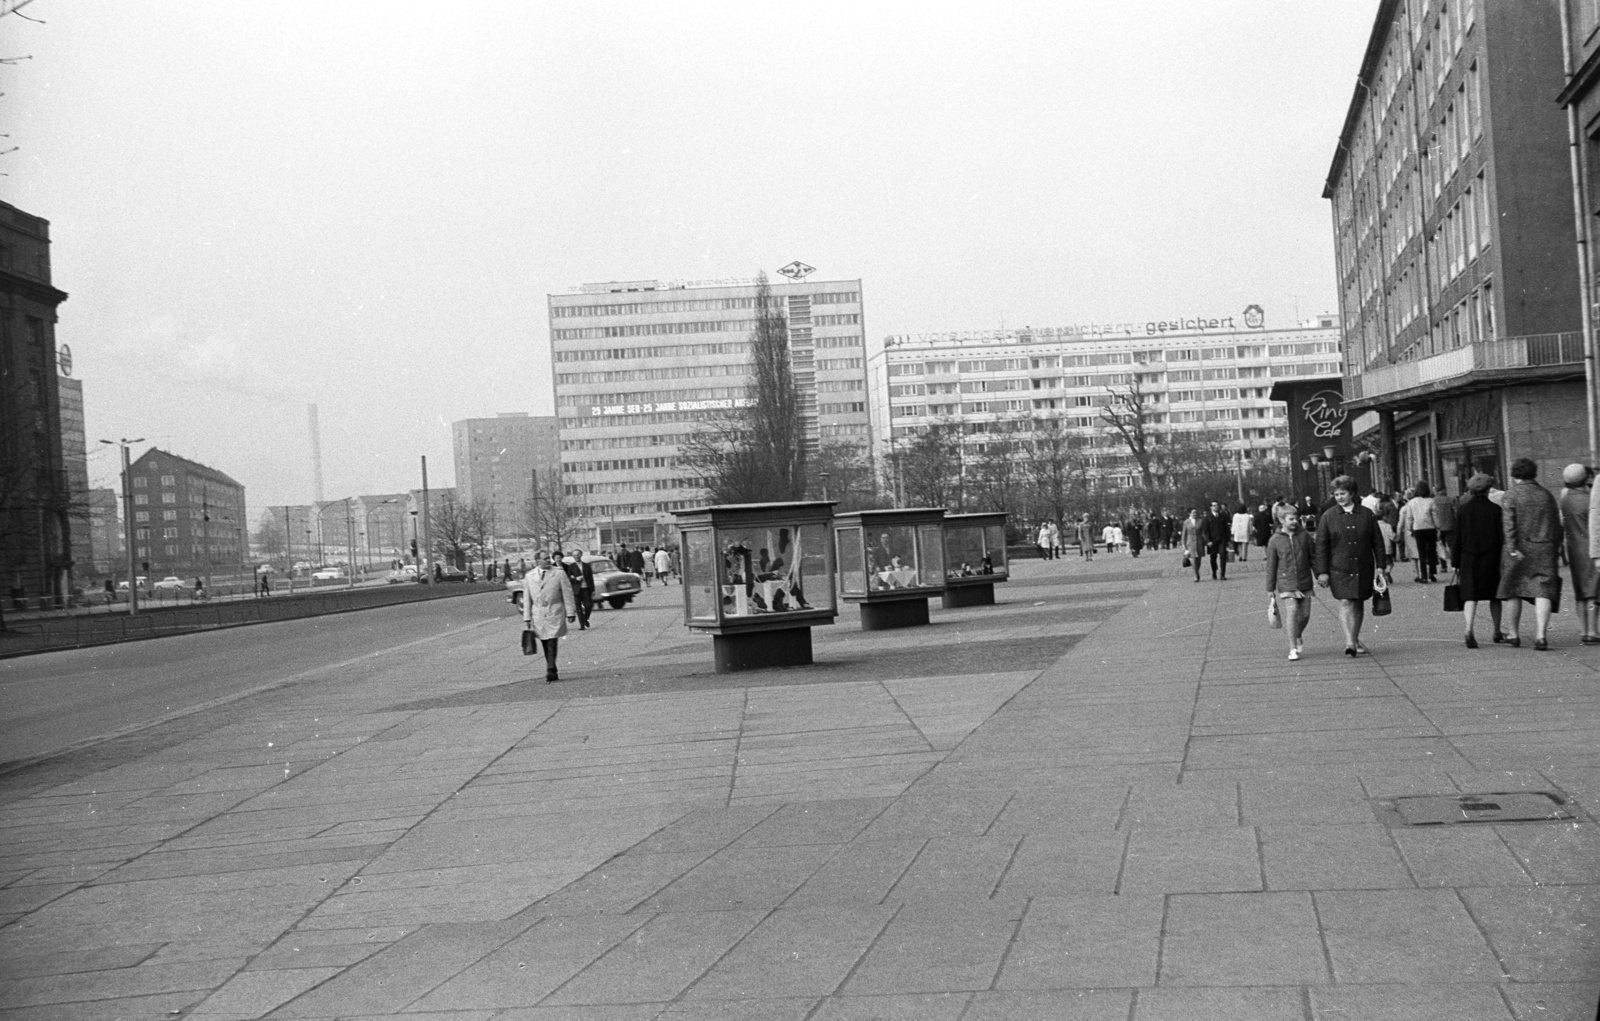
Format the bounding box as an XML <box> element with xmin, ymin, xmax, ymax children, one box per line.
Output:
<box><xmin>549</xmin><ymin>276</ymin><xmax>870</xmax><ymax>546</ymax></box>
<box><xmin>867</xmin><ymin>310</ymin><xmax>1342</xmax><ymax>491</ymax></box>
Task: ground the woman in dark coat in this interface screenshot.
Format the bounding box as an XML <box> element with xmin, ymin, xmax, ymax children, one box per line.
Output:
<box><xmin>1314</xmin><ymin>475</ymin><xmax>1384</xmax><ymax>657</ymax></box>
<box><xmin>1126</xmin><ymin>518</ymin><xmax>1144</xmax><ymax>557</ymax></box>
<box><xmin>1497</xmin><ymin>457</ymin><xmax>1563</xmax><ymax>650</ymax></box>
<box><xmin>1450</xmin><ymin>472</ymin><xmax>1503</xmax><ymax>648</ymax></box>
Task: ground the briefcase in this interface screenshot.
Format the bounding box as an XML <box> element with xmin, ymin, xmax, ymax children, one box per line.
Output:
<box><xmin>521</xmin><ymin>629</ymin><xmax>539</xmax><ymax>656</ymax></box>
<box><xmin>1442</xmin><ymin>573</ymin><xmax>1463</xmax><ymax>613</ymax></box>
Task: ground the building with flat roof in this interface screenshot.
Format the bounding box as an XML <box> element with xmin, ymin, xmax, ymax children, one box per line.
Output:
<box><xmin>452</xmin><ymin>413</ymin><xmax>560</xmax><ymax>544</ymax></box>
<box><xmin>1326</xmin><ymin>0</ymin><xmax>1586</xmax><ymax>494</ymax></box>
<box><xmin>868</xmin><ymin>310</ymin><xmax>1341</xmax><ymax>496</ymax></box>
<box><xmin>127</xmin><ymin>448</ymin><xmax>247</xmax><ymax>581</ymax></box>
<box><xmin>549</xmin><ymin>276</ymin><xmax>870</xmax><ymax>546</ymax></box>
<box><xmin>1</xmin><ymin>201</ymin><xmax>71</xmax><ymax>604</ymax></box>
<box><xmin>57</xmin><ymin>374</ymin><xmax>92</xmax><ymax>578</ymax></box>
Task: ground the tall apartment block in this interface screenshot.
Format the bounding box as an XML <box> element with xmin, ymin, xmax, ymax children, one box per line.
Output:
<box><xmin>127</xmin><ymin>447</ymin><xmax>247</xmax><ymax>580</ymax></box>
<box><xmin>451</xmin><ymin>413</ymin><xmax>561</xmax><ymax>541</ymax></box>
<box><xmin>1558</xmin><ymin>0</ymin><xmax>1600</xmax><ymax>459</ymax></box>
<box><xmin>867</xmin><ymin>314</ymin><xmax>1341</xmax><ymax>490</ymax></box>
<box><xmin>1327</xmin><ymin>0</ymin><xmax>1585</xmax><ymax>495</ymax></box>
<box><xmin>549</xmin><ymin>277</ymin><xmax>870</xmax><ymax>547</ymax></box>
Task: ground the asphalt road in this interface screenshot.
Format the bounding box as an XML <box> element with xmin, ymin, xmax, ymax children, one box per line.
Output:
<box><xmin>0</xmin><ymin>591</ymin><xmax>515</xmax><ymax>769</ymax></box>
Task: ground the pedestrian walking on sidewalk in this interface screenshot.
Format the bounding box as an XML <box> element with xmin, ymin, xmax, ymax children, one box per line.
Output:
<box><xmin>1559</xmin><ymin>464</ymin><xmax>1599</xmax><ymax>644</ymax></box>
<box><xmin>1266</xmin><ymin>503</ymin><xmax>1315</xmax><ymax>660</ymax></box>
<box><xmin>522</xmin><ymin>549</ymin><xmax>577</xmax><ymax>682</ymax></box>
<box><xmin>1314</xmin><ymin>475</ymin><xmax>1382</xmax><ymax>657</ymax></box>
<box><xmin>1181</xmin><ymin>507</ymin><xmax>1204</xmax><ymax>582</ymax></box>
<box><xmin>1405</xmin><ymin>481</ymin><xmax>1441</xmax><ymax>583</ymax></box>
<box><xmin>1452</xmin><ymin>472</ymin><xmax>1504</xmax><ymax>648</ymax></box>
<box><xmin>1037</xmin><ymin>521</ymin><xmax>1054</xmax><ymax>560</ymax></box>
<box><xmin>1231</xmin><ymin>503</ymin><xmax>1253</xmax><ymax>562</ymax></box>
<box><xmin>1202</xmin><ymin>501</ymin><xmax>1230</xmax><ymax>580</ymax></box>
<box><xmin>1497</xmin><ymin>458</ymin><xmax>1563</xmax><ymax>650</ymax></box>
<box><xmin>655</xmin><ymin>546</ymin><xmax>673</xmax><ymax>584</ymax></box>
<box><xmin>1076</xmin><ymin>514</ymin><xmax>1095</xmax><ymax>561</ymax></box>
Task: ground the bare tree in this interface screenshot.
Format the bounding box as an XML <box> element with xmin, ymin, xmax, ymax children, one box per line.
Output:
<box><xmin>1024</xmin><ymin>415</ymin><xmax>1092</xmax><ymax>531</ymax></box>
<box><xmin>807</xmin><ymin>442</ymin><xmax>882</xmax><ymax>512</ymax></box>
<box><xmin>678</xmin><ymin>271</ymin><xmax>807</xmax><ymax>504</ymax></box>
<box><xmin>896</xmin><ymin>422</ymin><xmax>961</xmax><ymax>508</ymax></box>
<box><xmin>429</xmin><ymin>491</ymin><xmax>472</xmax><ymax>570</ymax></box>
<box><xmin>525</xmin><ymin>468</ymin><xmax>590</xmax><ymax>550</ymax></box>
<box><xmin>967</xmin><ymin>431</ymin><xmax>1026</xmax><ymax>515</ymax></box>
<box><xmin>1099</xmin><ymin>376</ymin><xmax>1160</xmax><ymax>491</ymax></box>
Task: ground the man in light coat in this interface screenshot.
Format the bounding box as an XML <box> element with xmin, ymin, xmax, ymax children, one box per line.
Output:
<box><xmin>522</xmin><ymin>549</ymin><xmax>577</xmax><ymax>682</ymax></box>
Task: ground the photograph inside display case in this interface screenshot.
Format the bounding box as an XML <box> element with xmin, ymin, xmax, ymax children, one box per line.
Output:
<box><xmin>945</xmin><ymin>523</ymin><xmax>1009</xmax><ymax>580</ymax></box>
<box><xmin>850</xmin><ymin>524</ymin><xmax>942</xmax><ymax>591</ymax></box>
<box><xmin>715</xmin><ymin>523</ymin><xmax>833</xmax><ymax>618</ymax></box>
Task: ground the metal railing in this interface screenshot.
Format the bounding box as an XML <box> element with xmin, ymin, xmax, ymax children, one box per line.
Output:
<box><xmin>1348</xmin><ymin>332</ymin><xmax>1585</xmax><ymax>402</ymax></box>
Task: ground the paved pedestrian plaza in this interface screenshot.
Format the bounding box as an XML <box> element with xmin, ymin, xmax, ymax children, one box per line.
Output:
<box><xmin>1</xmin><ymin>552</ymin><xmax>1597</xmax><ymax>1019</ymax></box>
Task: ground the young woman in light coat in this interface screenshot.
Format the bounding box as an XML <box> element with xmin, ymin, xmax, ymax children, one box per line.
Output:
<box><xmin>522</xmin><ymin>549</ymin><xmax>577</xmax><ymax>682</ymax></box>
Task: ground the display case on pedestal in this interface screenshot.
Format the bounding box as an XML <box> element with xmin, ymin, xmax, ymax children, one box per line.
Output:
<box><xmin>674</xmin><ymin>502</ymin><xmax>837</xmax><ymax>672</ymax></box>
<box><xmin>941</xmin><ymin>512</ymin><xmax>1009</xmax><ymax>607</ymax></box>
<box><xmin>833</xmin><ymin>507</ymin><xmax>947</xmax><ymax>630</ymax></box>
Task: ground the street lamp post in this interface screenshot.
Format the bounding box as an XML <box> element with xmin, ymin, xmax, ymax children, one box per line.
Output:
<box><xmin>98</xmin><ymin>437</ymin><xmax>144</xmax><ymax>616</ymax></box>
<box><xmin>365</xmin><ymin>499</ymin><xmax>397</xmax><ymax>571</ymax></box>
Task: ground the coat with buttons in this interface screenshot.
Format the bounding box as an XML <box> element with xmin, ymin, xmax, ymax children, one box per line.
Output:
<box><xmin>522</xmin><ymin>565</ymin><xmax>576</xmax><ymax>640</ymax></box>
<box><xmin>1313</xmin><ymin>503</ymin><xmax>1382</xmax><ymax>601</ymax></box>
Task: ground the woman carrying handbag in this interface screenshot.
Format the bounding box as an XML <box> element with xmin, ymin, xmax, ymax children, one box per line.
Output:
<box><xmin>521</xmin><ymin>549</ymin><xmax>578</xmax><ymax>682</ymax></box>
<box><xmin>1265</xmin><ymin>504</ymin><xmax>1315</xmax><ymax>660</ymax></box>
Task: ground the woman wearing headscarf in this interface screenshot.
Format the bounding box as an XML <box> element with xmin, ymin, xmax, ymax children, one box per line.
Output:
<box><xmin>1559</xmin><ymin>463</ymin><xmax>1598</xmax><ymax>644</ymax></box>
<box><xmin>1450</xmin><ymin>472</ymin><xmax>1504</xmax><ymax>648</ymax></box>
<box><xmin>1496</xmin><ymin>458</ymin><xmax>1563</xmax><ymax>650</ymax></box>
<box><xmin>1313</xmin><ymin>475</ymin><xmax>1384</xmax><ymax>657</ymax></box>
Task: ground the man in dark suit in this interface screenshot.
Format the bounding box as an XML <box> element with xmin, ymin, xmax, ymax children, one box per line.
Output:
<box><xmin>562</xmin><ymin>549</ymin><xmax>595</xmax><ymax>628</ymax></box>
<box><xmin>1202</xmin><ymin>500</ymin><xmax>1231</xmax><ymax>580</ymax></box>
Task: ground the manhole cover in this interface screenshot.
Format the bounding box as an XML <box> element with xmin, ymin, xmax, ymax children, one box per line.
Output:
<box><xmin>1386</xmin><ymin>792</ymin><xmax>1575</xmax><ymax>826</ymax></box>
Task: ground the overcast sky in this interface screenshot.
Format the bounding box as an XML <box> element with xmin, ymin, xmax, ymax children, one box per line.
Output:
<box><xmin>6</xmin><ymin>1</ymin><xmax>1377</xmax><ymax>514</ymax></box>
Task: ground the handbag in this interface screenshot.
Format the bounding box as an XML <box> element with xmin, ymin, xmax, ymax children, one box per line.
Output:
<box><xmin>1268</xmin><ymin>597</ymin><xmax>1282</xmax><ymax>629</ymax></box>
<box><xmin>521</xmin><ymin>628</ymin><xmax>539</xmax><ymax>656</ymax></box>
<box><xmin>1371</xmin><ymin>570</ymin><xmax>1392</xmax><ymax>616</ymax></box>
<box><xmin>1182</xmin><ymin>555</ymin><xmax>1191</xmax><ymax>568</ymax></box>
<box><xmin>1442</xmin><ymin>571</ymin><xmax>1463</xmax><ymax>613</ymax></box>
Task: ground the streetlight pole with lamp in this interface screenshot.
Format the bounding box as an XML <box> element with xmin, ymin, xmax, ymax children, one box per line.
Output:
<box><xmin>364</xmin><ymin>498</ymin><xmax>397</xmax><ymax>571</ymax></box>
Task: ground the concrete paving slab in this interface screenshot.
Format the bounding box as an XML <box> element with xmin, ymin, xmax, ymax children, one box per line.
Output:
<box><xmin>526</xmin><ymin>851</ymin><xmax>713</xmax><ymax>917</ymax></box>
<box><xmin>995</xmin><ymin>831</ymin><xmax>1128</xmax><ymax>898</ymax></box>
<box><xmin>1392</xmin><ymin>826</ymin><xmax>1536</xmax><ymax>887</ymax></box>
<box><xmin>1496</xmin><ymin>822</ymin><xmax>1600</xmax><ymax>885</ymax></box>
<box><xmin>1258</xmin><ymin>823</ymin><xmax>1413</xmax><ymax>890</ymax></box>
<box><xmin>1458</xmin><ymin>886</ymin><xmax>1600</xmax><ymax>983</ymax></box>
<box><xmin>635</xmin><ymin>843</ymin><xmax>838</xmax><ymax>912</ymax></box>
<box><xmin>841</xmin><ymin>898</ymin><xmax>1023</xmax><ymax>995</ymax></box>
<box><xmin>780</xmin><ymin>838</ymin><xmax>924</xmax><ymax>908</ymax></box>
<box><xmin>191</xmin><ymin>968</ymin><xmax>343</xmax><ymax>1018</ymax></box>
<box><xmin>997</xmin><ymin>892</ymin><xmax>1162</xmax><ymax>988</ymax></box>
<box><xmin>1131</xmin><ymin>986</ymin><xmax>1308</xmax><ymax>1021</ymax></box>
<box><xmin>541</xmin><ymin>909</ymin><xmax>766</xmax><ymax>1005</ymax></box>
<box><xmin>882</xmin><ymin>835</ymin><xmax>1019</xmax><ymax>903</ymax></box>
<box><xmin>681</xmin><ymin>905</ymin><xmax>897</xmax><ymax>1000</ymax></box>
<box><xmin>1315</xmin><ymin>888</ymin><xmax>1504</xmax><ymax>983</ymax></box>
<box><xmin>1158</xmin><ymin>892</ymin><xmax>1328</xmax><ymax>986</ymax></box>
<box><xmin>1307</xmin><ymin>983</ymin><xmax>1514</xmax><ymax>1020</ymax></box>
<box><xmin>1496</xmin><ymin>982</ymin><xmax>1600</xmax><ymax>1021</ymax></box>
<box><xmin>963</xmin><ymin>988</ymin><xmax>1132</xmax><ymax>1021</ymax></box>
<box><xmin>0</xmin><ymin>958</ymin><xmax>245</xmax><ymax>1010</ymax></box>
<box><xmin>808</xmin><ymin>991</ymin><xmax>970</xmax><ymax>1020</ymax></box>
<box><xmin>1119</xmin><ymin>827</ymin><xmax>1263</xmax><ymax>894</ymax></box>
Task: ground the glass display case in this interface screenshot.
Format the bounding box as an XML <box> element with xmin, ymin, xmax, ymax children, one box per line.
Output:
<box><xmin>834</xmin><ymin>508</ymin><xmax>947</xmax><ymax>629</ymax></box>
<box><xmin>674</xmin><ymin>502</ymin><xmax>837</xmax><ymax>671</ymax></box>
<box><xmin>942</xmin><ymin>512</ymin><xmax>1009</xmax><ymax>607</ymax></box>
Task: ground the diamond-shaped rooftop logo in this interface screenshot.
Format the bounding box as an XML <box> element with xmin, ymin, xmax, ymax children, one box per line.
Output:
<box><xmin>777</xmin><ymin>261</ymin><xmax>815</xmax><ymax>281</ymax></box>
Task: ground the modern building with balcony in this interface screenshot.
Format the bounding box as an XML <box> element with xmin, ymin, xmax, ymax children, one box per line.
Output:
<box><xmin>1326</xmin><ymin>0</ymin><xmax>1587</xmax><ymax>495</ymax></box>
<box><xmin>867</xmin><ymin>311</ymin><xmax>1340</xmax><ymax>494</ymax></box>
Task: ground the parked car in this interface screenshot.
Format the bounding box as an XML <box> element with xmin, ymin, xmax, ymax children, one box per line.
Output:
<box><xmin>586</xmin><ymin>555</ymin><xmax>641</xmax><ymax>609</ymax></box>
<box><xmin>116</xmin><ymin>576</ymin><xmax>149</xmax><ymax>592</ymax></box>
<box><xmin>151</xmin><ymin>576</ymin><xmax>188</xmax><ymax>592</ymax></box>
<box><xmin>311</xmin><ymin>567</ymin><xmax>346</xmax><ymax>581</ymax></box>
<box><xmin>387</xmin><ymin>565</ymin><xmax>418</xmax><ymax>583</ymax></box>
<box><xmin>436</xmin><ymin>565</ymin><xmax>468</xmax><ymax>582</ymax></box>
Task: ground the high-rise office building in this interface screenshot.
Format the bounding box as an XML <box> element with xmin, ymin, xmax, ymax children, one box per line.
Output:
<box><xmin>1327</xmin><ymin>0</ymin><xmax>1586</xmax><ymax>493</ymax></box>
<box><xmin>868</xmin><ymin>311</ymin><xmax>1341</xmax><ymax>492</ymax></box>
<box><xmin>57</xmin><ymin>375</ymin><xmax>92</xmax><ymax>576</ymax></box>
<box><xmin>549</xmin><ymin>276</ymin><xmax>870</xmax><ymax>546</ymax></box>
<box><xmin>451</xmin><ymin>413</ymin><xmax>561</xmax><ymax>543</ymax></box>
